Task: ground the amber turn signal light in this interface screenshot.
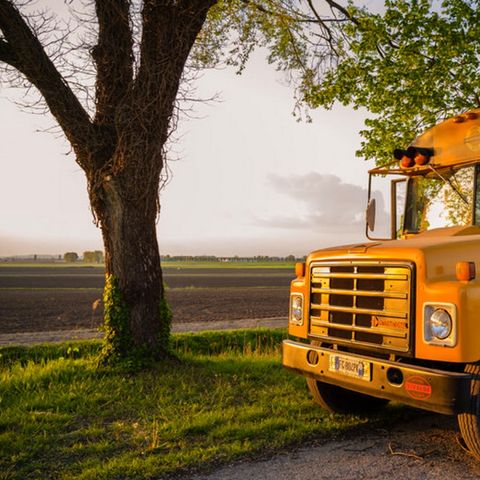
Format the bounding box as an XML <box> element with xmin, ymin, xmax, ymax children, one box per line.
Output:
<box><xmin>394</xmin><ymin>147</ymin><xmax>433</xmax><ymax>168</ymax></box>
<box><xmin>414</xmin><ymin>153</ymin><xmax>429</xmax><ymax>165</ymax></box>
<box><xmin>394</xmin><ymin>149</ymin><xmax>415</xmax><ymax>168</ymax></box>
<box><xmin>413</xmin><ymin>147</ymin><xmax>433</xmax><ymax>165</ymax></box>
<box><xmin>456</xmin><ymin>261</ymin><xmax>476</xmax><ymax>281</ymax></box>
<box><xmin>295</xmin><ymin>262</ymin><xmax>305</xmax><ymax>278</ymax></box>
<box><xmin>400</xmin><ymin>155</ymin><xmax>415</xmax><ymax>168</ymax></box>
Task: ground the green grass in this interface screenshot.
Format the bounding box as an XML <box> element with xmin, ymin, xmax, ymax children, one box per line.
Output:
<box><xmin>0</xmin><ymin>261</ymin><xmax>294</xmax><ymax>270</ymax></box>
<box><xmin>0</xmin><ymin>330</ymin><xmax>411</xmax><ymax>480</ymax></box>
<box><xmin>161</xmin><ymin>261</ymin><xmax>295</xmax><ymax>269</ymax></box>
<box><xmin>0</xmin><ymin>287</ymin><xmax>103</xmax><ymax>292</ymax></box>
<box><xmin>0</xmin><ymin>263</ymin><xmax>104</xmax><ymax>268</ymax></box>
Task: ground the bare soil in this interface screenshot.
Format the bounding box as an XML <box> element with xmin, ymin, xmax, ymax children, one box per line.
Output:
<box><xmin>0</xmin><ymin>287</ymin><xmax>289</xmax><ymax>334</ymax></box>
<box><xmin>0</xmin><ymin>266</ymin><xmax>292</xmax><ymax>288</ymax></box>
<box><xmin>0</xmin><ymin>266</ymin><xmax>291</xmax><ymax>334</ymax></box>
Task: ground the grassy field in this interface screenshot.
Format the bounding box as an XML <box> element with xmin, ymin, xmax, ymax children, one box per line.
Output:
<box><xmin>0</xmin><ymin>261</ymin><xmax>295</xmax><ymax>270</ymax></box>
<box><xmin>0</xmin><ymin>329</ymin><xmax>411</xmax><ymax>480</ymax></box>
<box><xmin>161</xmin><ymin>261</ymin><xmax>296</xmax><ymax>269</ymax></box>
<box><xmin>0</xmin><ymin>263</ymin><xmax>104</xmax><ymax>269</ymax></box>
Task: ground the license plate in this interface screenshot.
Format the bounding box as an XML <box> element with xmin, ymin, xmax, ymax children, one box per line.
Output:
<box><xmin>328</xmin><ymin>354</ymin><xmax>372</xmax><ymax>382</ymax></box>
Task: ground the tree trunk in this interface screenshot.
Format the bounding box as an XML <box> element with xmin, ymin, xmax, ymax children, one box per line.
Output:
<box><xmin>93</xmin><ymin>165</ymin><xmax>170</xmax><ymax>363</ymax></box>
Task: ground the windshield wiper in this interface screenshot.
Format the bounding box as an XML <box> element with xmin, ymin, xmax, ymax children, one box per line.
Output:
<box><xmin>428</xmin><ymin>164</ymin><xmax>469</xmax><ymax>206</ymax></box>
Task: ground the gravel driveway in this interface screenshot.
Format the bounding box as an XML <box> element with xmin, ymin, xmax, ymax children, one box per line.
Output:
<box><xmin>189</xmin><ymin>412</ymin><xmax>480</xmax><ymax>480</ymax></box>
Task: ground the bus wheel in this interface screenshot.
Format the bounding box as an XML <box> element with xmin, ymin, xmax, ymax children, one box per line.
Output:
<box><xmin>306</xmin><ymin>378</ymin><xmax>389</xmax><ymax>414</ymax></box>
<box><xmin>458</xmin><ymin>363</ymin><xmax>480</xmax><ymax>459</ymax></box>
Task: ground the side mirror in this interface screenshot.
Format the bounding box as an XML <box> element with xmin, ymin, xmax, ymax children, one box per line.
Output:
<box><xmin>366</xmin><ymin>198</ymin><xmax>376</xmax><ymax>232</ymax></box>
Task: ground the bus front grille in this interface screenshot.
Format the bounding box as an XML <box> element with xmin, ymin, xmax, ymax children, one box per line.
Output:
<box><xmin>309</xmin><ymin>262</ymin><xmax>413</xmax><ymax>353</ymax></box>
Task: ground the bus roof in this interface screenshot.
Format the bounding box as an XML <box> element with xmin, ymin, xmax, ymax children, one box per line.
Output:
<box><xmin>369</xmin><ymin>109</ymin><xmax>480</xmax><ymax>175</ymax></box>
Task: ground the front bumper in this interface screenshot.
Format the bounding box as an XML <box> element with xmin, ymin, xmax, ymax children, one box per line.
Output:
<box><xmin>283</xmin><ymin>340</ymin><xmax>471</xmax><ymax>415</ymax></box>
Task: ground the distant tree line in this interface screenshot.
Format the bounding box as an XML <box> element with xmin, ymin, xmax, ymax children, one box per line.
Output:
<box><xmin>160</xmin><ymin>255</ymin><xmax>304</xmax><ymax>263</ymax></box>
<box><xmin>63</xmin><ymin>252</ymin><xmax>79</xmax><ymax>263</ymax></box>
<box><xmin>0</xmin><ymin>254</ymin><xmax>61</xmax><ymax>262</ymax></box>
<box><xmin>83</xmin><ymin>251</ymin><xmax>105</xmax><ymax>263</ymax></box>
<box><xmin>0</xmin><ymin>253</ymin><xmax>302</xmax><ymax>264</ymax></box>
<box><xmin>63</xmin><ymin>251</ymin><xmax>104</xmax><ymax>263</ymax></box>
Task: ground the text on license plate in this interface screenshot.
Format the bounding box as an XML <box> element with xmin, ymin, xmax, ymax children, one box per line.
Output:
<box><xmin>328</xmin><ymin>354</ymin><xmax>372</xmax><ymax>382</ymax></box>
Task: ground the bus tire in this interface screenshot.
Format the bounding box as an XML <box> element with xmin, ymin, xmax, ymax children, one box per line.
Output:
<box><xmin>458</xmin><ymin>363</ymin><xmax>480</xmax><ymax>459</ymax></box>
<box><xmin>306</xmin><ymin>378</ymin><xmax>389</xmax><ymax>414</ymax></box>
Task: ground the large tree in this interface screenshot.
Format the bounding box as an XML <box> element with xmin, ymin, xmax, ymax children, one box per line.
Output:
<box><xmin>0</xmin><ymin>0</ymin><xmax>353</xmax><ymax>363</ymax></box>
<box><xmin>0</xmin><ymin>0</ymin><xmax>218</xmax><ymax>362</ymax></box>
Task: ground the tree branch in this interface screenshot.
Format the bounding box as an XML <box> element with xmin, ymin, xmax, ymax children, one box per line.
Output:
<box><xmin>0</xmin><ymin>0</ymin><xmax>94</xmax><ymax>165</ymax></box>
<box><xmin>239</xmin><ymin>0</ymin><xmax>316</xmax><ymax>23</ymax></box>
<box><xmin>324</xmin><ymin>0</ymin><xmax>359</xmax><ymax>25</ymax></box>
<box><xmin>306</xmin><ymin>0</ymin><xmax>337</xmax><ymax>54</ymax></box>
<box><xmin>130</xmin><ymin>0</ymin><xmax>217</xmax><ymax>134</ymax></box>
<box><xmin>0</xmin><ymin>38</ymin><xmax>20</xmax><ymax>68</ymax></box>
<box><xmin>93</xmin><ymin>0</ymin><xmax>133</xmax><ymax>127</ymax></box>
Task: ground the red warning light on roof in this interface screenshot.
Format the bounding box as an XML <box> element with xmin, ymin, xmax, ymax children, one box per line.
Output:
<box><xmin>394</xmin><ymin>147</ymin><xmax>433</xmax><ymax>168</ymax></box>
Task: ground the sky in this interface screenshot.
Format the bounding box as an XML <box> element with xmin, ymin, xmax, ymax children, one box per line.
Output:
<box><xmin>0</xmin><ymin>8</ymin><xmax>375</xmax><ymax>258</ymax></box>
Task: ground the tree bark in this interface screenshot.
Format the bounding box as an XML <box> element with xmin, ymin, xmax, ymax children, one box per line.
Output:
<box><xmin>88</xmin><ymin>141</ymin><xmax>169</xmax><ymax>361</ymax></box>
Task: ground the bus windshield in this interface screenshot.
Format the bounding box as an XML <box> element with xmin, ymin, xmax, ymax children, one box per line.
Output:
<box><xmin>404</xmin><ymin>165</ymin><xmax>479</xmax><ymax>233</ymax></box>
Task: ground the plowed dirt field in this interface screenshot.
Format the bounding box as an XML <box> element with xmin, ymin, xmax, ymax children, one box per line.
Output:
<box><xmin>0</xmin><ymin>266</ymin><xmax>291</xmax><ymax>333</ymax></box>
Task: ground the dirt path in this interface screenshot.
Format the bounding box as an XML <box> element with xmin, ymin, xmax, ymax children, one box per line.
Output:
<box><xmin>190</xmin><ymin>413</ymin><xmax>480</xmax><ymax>479</ymax></box>
<box><xmin>0</xmin><ymin>316</ymin><xmax>288</xmax><ymax>346</ymax></box>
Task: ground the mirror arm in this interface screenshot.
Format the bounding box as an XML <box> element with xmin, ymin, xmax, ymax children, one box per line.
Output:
<box><xmin>391</xmin><ymin>179</ymin><xmax>397</xmax><ymax>239</ymax></box>
<box><xmin>365</xmin><ymin>174</ymin><xmax>373</xmax><ymax>239</ymax></box>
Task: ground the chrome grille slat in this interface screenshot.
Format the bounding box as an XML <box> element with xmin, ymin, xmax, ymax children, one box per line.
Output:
<box><xmin>310</xmin><ymin>303</ymin><xmax>407</xmax><ymax>319</ymax></box>
<box><xmin>312</xmin><ymin>273</ymin><xmax>408</xmax><ymax>280</ymax></box>
<box><xmin>311</xmin><ymin>287</ymin><xmax>407</xmax><ymax>299</ymax></box>
<box><xmin>311</xmin><ymin>317</ymin><xmax>407</xmax><ymax>338</ymax></box>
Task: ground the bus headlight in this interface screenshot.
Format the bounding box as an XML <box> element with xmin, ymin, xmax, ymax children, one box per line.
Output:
<box><xmin>423</xmin><ymin>303</ymin><xmax>457</xmax><ymax>347</ymax></box>
<box><xmin>429</xmin><ymin>309</ymin><xmax>452</xmax><ymax>339</ymax></box>
<box><xmin>290</xmin><ymin>294</ymin><xmax>304</xmax><ymax>325</ymax></box>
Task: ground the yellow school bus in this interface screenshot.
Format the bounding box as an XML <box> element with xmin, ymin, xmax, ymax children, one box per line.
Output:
<box><xmin>283</xmin><ymin>109</ymin><xmax>480</xmax><ymax>457</ymax></box>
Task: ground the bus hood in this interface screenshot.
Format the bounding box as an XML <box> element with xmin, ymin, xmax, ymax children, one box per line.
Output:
<box><xmin>309</xmin><ymin>226</ymin><xmax>480</xmax><ymax>283</ymax></box>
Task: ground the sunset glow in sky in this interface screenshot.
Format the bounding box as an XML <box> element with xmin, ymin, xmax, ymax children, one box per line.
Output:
<box><xmin>0</xmin><ymin>6</ymin><xmax>372</xmax><ymax>257</ymax></box>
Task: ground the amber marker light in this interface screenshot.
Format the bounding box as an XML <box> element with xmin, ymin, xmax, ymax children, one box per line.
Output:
<box><xmin>295</xmin><ymin>262</ymin><xmax>305</xmax><ymax>278</ymax></box>
<box><xmin>394</xmin><ymin>148</ymin><xmax>415</xmax><ymax>168</ymax></box>
<box><xmin>414</xmin><ymin>153</ymin><xmax>429</xmax><ymax>165</ymax></box>
<box><xmin>456</xmin><ymin>261</ymin><xmax>476</xmax><ymax>281</ymax></box>
<box><xmin>413</xmin><ymin>147</ymin><xmax>434</xmax><ymax>165</ymax></box>
<box><xmin>400</xmin><ymin>155</ymin><xmax>415</xmax><ymax>168</ymax></box>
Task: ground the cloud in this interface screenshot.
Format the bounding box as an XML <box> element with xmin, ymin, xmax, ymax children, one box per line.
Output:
<box><xmin>257</xmin><ymin>173</ymin><xmax>372</xmax><ymax>232</ymax></box>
